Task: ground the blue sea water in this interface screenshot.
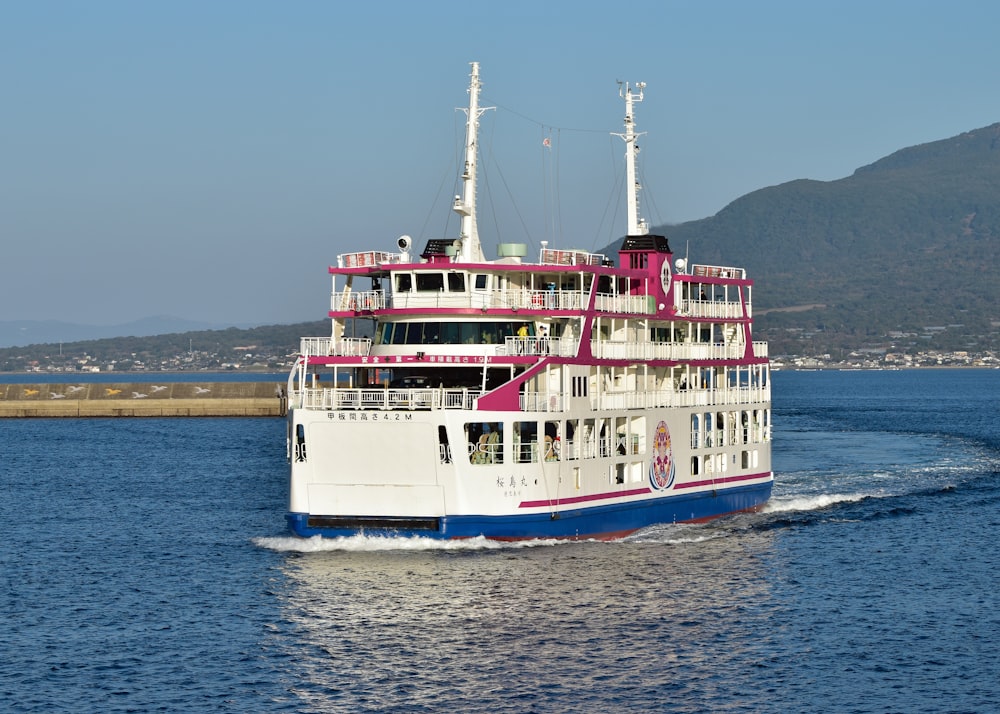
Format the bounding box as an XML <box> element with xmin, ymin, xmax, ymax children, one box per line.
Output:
<box><xmin>2</xmin><ymin>369</ymin><xmax>998</xmax><ymax>713</ymax></box>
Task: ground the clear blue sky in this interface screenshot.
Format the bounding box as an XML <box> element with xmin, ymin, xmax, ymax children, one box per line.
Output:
<box><xmin>3</xmin><ymin>0</ymin><xmax>998</xmax><ymax>327</ymax></box>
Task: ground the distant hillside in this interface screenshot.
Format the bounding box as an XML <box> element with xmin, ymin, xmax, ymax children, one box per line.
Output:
<box><xmin>609</xmin><ymin>123</ymin><xmax>1000</xmax><ymax>355</ymax></box>
<box><xmin>0</xmin><ymin>321</ymin><xmax>330</xmax><ymax>373</ymax></box>
<box><xmin>0</xmin><ymin>316</ymin><xmax>245</xmax><ymax>349</ymax></box>
<box><xmin>7</xmin><ymin>125</ymin><xmax>1000</xmax><ymax>364</ymax></box>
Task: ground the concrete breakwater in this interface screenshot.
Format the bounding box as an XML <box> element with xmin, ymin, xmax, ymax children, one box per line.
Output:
<box><xmin>0</xmin><ymin>382</ymin><xmax>287</xmax><ymax>417</ymax></box>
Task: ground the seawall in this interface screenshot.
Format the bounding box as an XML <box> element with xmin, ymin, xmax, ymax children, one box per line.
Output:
<box><xmin>0</xmin><ymin>382</ymin><xmax>287</xmax><ymax>417</ymax></box>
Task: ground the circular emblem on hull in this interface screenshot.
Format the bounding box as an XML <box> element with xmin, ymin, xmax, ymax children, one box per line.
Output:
<box><xmin>660</xmin><ymin>259</ymin><xmax>672</xmax><ymax>295</ymax></box>
<box><xmin>649</xmin><ymin>420</ymin><xmax>675</xmax><ymax>490</ymax></box>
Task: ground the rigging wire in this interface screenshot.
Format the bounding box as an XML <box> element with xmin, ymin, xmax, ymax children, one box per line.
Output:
<box><xmin>436</xmin><ymin>98</ymin><xmax>658</xmax><ymax>255</ymax></box>
<box><xmin>485</xmin><ymin>113</ymin><xmax>536</xmax><ymax>245</ymax></box>
<box><xmin>638</xmin><ymin>160</ymin><xmax>665</xmax><ymax>231</ymax></box>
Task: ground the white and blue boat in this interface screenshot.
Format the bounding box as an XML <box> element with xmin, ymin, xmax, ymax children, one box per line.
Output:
<box><xmin>285</xmin><ymin>63</ymin><xmax>772</xmax><ymax>540</ymax></box>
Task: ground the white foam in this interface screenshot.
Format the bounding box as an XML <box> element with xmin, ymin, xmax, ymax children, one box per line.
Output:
<box><xmin>625</xmin><ymin>530</ymin><xmax>725</xmax><ymax>545</ymax></box>
<box><xmin>252</xmin><ymin>533</ymin><xmax>565</xmax><ymax>553</ymax></box>
<box><xmin>763</xmin><ymin>492</ymin><xmax>867</xmax><ymax>514</ymax></box>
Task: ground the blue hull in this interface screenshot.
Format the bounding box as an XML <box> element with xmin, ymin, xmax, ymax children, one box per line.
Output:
<box><xmin>286</xmin><ymin>480</ymin><xmax>773</xmax><ymax>541</ymax></box>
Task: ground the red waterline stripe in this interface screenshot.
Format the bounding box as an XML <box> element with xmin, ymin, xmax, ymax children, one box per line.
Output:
<box><xmin>519</xmin><ymin>487</ymin><xmax>650</xmax><ymax>509</ymax></box>
<box><xmin>518</xmin><ymin>472</ymin><xmax>772</xmax><ymax>508</ymax></box>
<box><xmin>672</xmin><ymin>471</ymin><xmax>772</xmax><ymax>490</ymax></box>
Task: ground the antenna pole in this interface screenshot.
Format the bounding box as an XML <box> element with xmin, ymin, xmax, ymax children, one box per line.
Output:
<box><xmin>613</xmin><ymin>81</ymin><xmax>648</xmax><ymax>236</ymax></box>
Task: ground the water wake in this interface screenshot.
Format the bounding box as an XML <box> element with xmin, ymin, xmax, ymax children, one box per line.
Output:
<box><xmin>764</xmin><ymin>492</ymin><xmax>867</xmax><ymax>514</ymax></box>
<box><xmin>252</xmin><ymin>533</ymin><xmax>565</xmax><ymax>553</ymax></box>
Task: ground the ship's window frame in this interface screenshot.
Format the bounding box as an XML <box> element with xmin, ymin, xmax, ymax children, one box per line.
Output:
<box><xmin>582</xmin><ymin>418</ymin><xmax>596</xmax><ymax>459</ymax></box>
<box><xmin>629</xmin><ymin>415</ymin><xmax>646</xmax><ymax>454</ymax></box>
<box><xmin>396</xmin><ymin>274</ymin><xmax>412</xmax><ymax>292</ymax></box>
<box><xmin>448</xmin><ymin>272</ymin><xmax>466</xmax><ymax>292</ymax></box>
<box><xmin>514</xmin><ymin>421</ymin><xmax>538</xmax><ymax>463</ymax></box>
<box><xmin>544</xmin><ymin>421</ymin><xmax>560</xmax><ymax>462</ymax></box>
<box><xmin>416</xmin><ymin>272</ymin><xmax>445</xmax><ymax>292</ymax></box>
<box><xmin>466</xmin><ymin>422</ymin><xmax>504</xmax><ymax>465</ymax></box>
<box><xmin>404</xmin><ymin>324</ymin><xmax>424</xmax><ymax>345</ymax></box>
<box><xmin>389</xmin><ymin>323</ymin><xmax>407</xmax><ymax>344</ymax></box>
<box><xmin>565</xmin><ymin>419</ymin><xmax>579</xmax><ymax>460</ymax></box>
<box><xmin>474</xmin><ymin>274</ymin><xmax>489</xmax><ymax>290</ymax></box>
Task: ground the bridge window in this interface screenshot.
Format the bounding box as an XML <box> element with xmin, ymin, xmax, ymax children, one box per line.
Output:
<box><xmin>416</xmin><ymin>273</ymin><xmax>444</xmax><ymax>291</ymax></box>
<box><xmin>447</xmin><ymin>272</ymin><xmax>466</xmax><ymax>291</ymax></box>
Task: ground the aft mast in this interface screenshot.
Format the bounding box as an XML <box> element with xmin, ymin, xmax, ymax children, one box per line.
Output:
<box><xmin>615</xmin><ymin>80</ymin><xmax>649</xmax><ymax>236</ymax></box>
<box><xmin>452</xmin><ymin>62</ymin><xmax>493</xmax><ymax>263</ymax></box>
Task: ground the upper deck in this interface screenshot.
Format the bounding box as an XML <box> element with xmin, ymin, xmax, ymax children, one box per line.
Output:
<box><xmin>329</xmin><ymin>245</ymin><xmax>753</xmax><ymax>320</ymax></box>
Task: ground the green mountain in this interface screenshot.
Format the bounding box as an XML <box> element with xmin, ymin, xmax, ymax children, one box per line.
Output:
<box><xmin>617</xmin><ymin>123</ymin><xmax>1000</xmax><ymax>356</ymax></box>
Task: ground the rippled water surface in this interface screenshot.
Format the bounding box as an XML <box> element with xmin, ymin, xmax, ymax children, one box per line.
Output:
<box><xmin>3</xmin><ymin>369</ymin><xmax>998</xmax><ymax>712</ymax></box>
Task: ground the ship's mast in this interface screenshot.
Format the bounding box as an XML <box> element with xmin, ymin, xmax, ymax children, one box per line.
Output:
<box><xmin>614</xmin><ymin>80</ymin><xmax>648</xmax><ymax>236</ymax></box>
<box><xmin>452</xmin><ymin>62</ymin><xmax>494</xmax><ymax>262</ymax></box>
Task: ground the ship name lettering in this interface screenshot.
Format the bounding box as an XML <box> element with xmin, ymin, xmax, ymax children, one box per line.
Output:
<box><xmin>326</xmin><ymin>412</ymin><xmax>414</xmax><ymax>422</ymax></box>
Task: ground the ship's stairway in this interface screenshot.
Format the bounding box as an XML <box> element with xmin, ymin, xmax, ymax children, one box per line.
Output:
<box><xmin>337</xmin><ymin>276</ymin><xmax>355</xmax><ymax>311</ymax></box>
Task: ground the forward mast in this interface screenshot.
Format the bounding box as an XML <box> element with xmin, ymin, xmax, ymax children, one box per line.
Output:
<box><xmin>452</xmin><ymin>61</ymin><xmax>493</xmax><ymax>263</ymax></box>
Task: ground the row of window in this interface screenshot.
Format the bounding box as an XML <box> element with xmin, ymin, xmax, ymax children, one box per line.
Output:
<box><xmin>464</xmin><ymin>416</ymin><xmax>646</xmax><ymax>466</ymax></box>
<box><xmin>456</xmin><ymin>417</ymin><xmax>767</xmax><ymax>471</ymax></box>
<box><xmin>394</xmin><ymin>273</ymin><xmax>580</xmax><ymax>293</ymax></box>
<box><xmin>378</xmin><ymin>321</ymin><xmax>534</xmax><ymax>345</ymax></box>
<box><xmin>690</xmin><ymin>409</ymin><xmax>770</xmax><ymax>449</ymax></box>
<box><xmin>690</xmin><ymin>450</ymin><xmax>761</xmax><ymax>475</ymax></box>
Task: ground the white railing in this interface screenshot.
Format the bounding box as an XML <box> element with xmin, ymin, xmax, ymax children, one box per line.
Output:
<box><xmin>337</xmin><ymin>290</ymin><xmax>387</xmax><ymax>312</ymax></box>
<box><xmin>590</xmin><ymin>340</ymin><xmax>745</xmax><ymax>361</ymax></box>
<box><xmin>594</xmin><ymin>293</ymin><xmax>656</xmax><ymax>315</ymax></box>
<box><xmin>294</xmin><ymin>387</ymin><xmax>482</xmax><ymax>411</ymax></box>
<box><xmin>504</xmin><ymin>336</ymin><xmax>576</xmax><ymax>358</ymax></box>
<box><xmin>512</xmin><ymin>385</ymin><xmax>770</xmax><ymax>413</ymax></box>
<box><xmin>753</xmin><ymin>342</ymin><xmax>768</xmax><ymax>358</ymax></box>
<box><xmin>299</xmin><ymin>337</ymin><xmax>372</xmax><ymax>357</ymax></box>
<box><xmin>520</xmin><ymin>392</ymin><xmax>565</xmax><ymax>411</ymax></box>
<box><xmin>675</xmin><ymin>299</ymin><xmax>746</xmax><ymax>319</ymax></box>
<box><xmin>594</xmin><ymin>386</ymin><xmax>770</xmax><ymax>411</ymax></box>
<box><xmin>389</xmin><ymin>288</ymin><xmax>587</xmax><ymax>311</ymax></box>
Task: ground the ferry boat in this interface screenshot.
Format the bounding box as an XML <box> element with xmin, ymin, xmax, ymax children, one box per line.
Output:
<box><xmin>285</xmin><ymin>63</ymin><xmax>772</xmax><ymax>540</ymax></box>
